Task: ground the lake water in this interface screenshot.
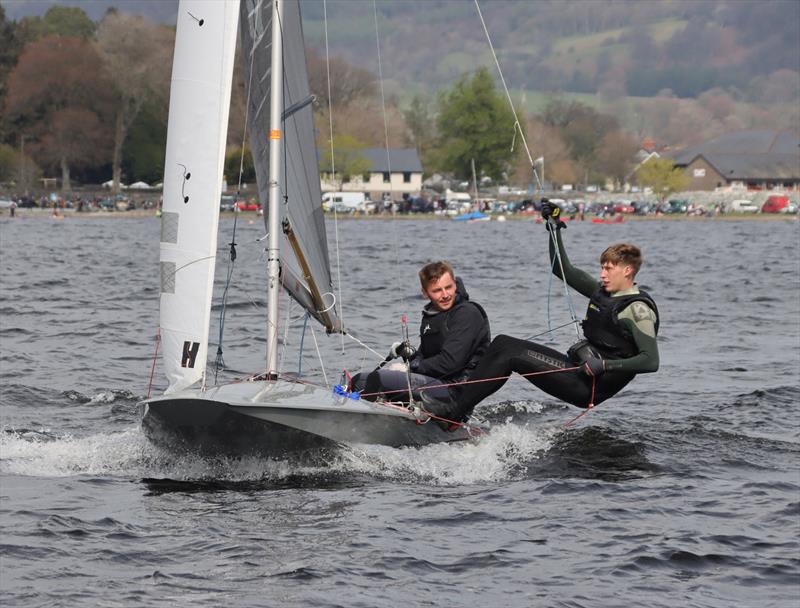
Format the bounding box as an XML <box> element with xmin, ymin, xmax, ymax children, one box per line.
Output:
<box><xmin>1</xmin><ymin>214</ymin><xmax>799</xmax><ymax>607</ymax></box>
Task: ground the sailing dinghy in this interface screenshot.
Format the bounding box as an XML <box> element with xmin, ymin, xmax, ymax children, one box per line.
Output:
<box><xmin>140</xmin><ymin>0</ymin><xmax>479</xmax><ymax>454</ymax></box>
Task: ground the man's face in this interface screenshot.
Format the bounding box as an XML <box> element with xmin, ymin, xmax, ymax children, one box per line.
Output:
<box><xmin>600</xmin><ymin>262</ymin><xmax>633</xmax><ymax>293</ymax></box>
<box><xmin>423</xmin><ymin>272</ymin><xmax>457</xmax><ymax>311</ymax></box>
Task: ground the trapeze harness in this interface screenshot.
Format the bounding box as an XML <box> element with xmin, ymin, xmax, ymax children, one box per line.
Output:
<box><xmin>573</xmin><ymin>287</ymin><xmax>660</xmax><ymax>360</ymax></box>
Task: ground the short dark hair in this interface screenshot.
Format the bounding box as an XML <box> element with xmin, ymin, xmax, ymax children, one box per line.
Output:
<box><xmin>600</xmin><ymin>243</ymin><xmax>643</xmax><ymax>276</ymax></box>
<box><xmin>419</xmin><ymin>261</ymin><xmax>454</xmax><ymax>288</ymax></box>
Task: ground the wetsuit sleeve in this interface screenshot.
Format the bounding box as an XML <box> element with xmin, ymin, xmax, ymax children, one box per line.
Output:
<box><xmin>604</xmin><ymin>302</ymin><xmax>660</xmax><ymax>373</ymax></box>
<box><xmin>413</xmin><ymin>305</ymin><xmax>485</xmax><ymax>378</ymax></box>
<box><xmin>548</xmin><ymin>230</ymin><xmax>596</xmax><ymax>298</ymax></box>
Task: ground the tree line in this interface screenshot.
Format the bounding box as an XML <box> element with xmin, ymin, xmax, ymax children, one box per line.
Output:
<box><xmin>0</xmin><ymin>5</ymin><xmax>172</xmax><ymax>193</ymax></box>
<box><xmin>0</xmin><ymin>5</ymin><xmax>682</xmax><ymax>195</ymax></box>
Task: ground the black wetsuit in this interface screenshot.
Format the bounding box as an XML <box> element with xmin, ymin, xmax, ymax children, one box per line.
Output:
<box><xmin>452</xmin><ymin>231</ymin><xmax>659</xmax><ymax>416</ymax></box>
<box><xmin>354</xmin><ymin>277</ymin><xmax>491</xmax><ymax>403</ymax></box>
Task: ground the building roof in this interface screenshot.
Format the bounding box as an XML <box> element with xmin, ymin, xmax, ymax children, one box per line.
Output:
<box><xmin>669</xmin><ymin>129</ymin><xmax>800</xmax><ymax>180</ymax></box>
<box><xmin>360</xmin><ymin>148</ymin><xmax>423</xmax><ymax>173</ymax></box>
<box><xmin>319</xmin><ymin>148</ymin><xmax>422</xmax><ymax>174</ymax></box>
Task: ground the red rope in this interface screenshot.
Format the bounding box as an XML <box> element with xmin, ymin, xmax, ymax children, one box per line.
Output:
<box><xmin>417</xmin><ymin>411</ymin><xmax>485</xmax><ymax>437</ymax></box>
<box><xmin>146</xmin><ymin>327</ymin><xmax>161</xmax><ymax>399</ymax></box>
<box><xmin>358</xmin><ymin>365</ymin><xmax>582</xmax><ymax>399</ymax></box>
<box><xmin>563</xmin><ymin>375</ymin><xmax>597</xmax><ymax>427</ymax></box>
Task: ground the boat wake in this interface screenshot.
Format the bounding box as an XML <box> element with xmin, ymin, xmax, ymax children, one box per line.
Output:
<box><xmin>0</xmin><ymin>403</ymin><xmax>559</xmax><ymax>486</ymax></box>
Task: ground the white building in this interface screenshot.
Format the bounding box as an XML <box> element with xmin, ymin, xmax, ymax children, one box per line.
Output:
<box><xmin>320</xmin><ymin>148</ymin><xmax>423</xmax><ymax>200</ymax></box>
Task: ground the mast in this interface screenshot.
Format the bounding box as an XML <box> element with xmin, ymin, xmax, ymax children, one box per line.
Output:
<box><xmin>266</xmin><ymin>0</ymin><xmax>284</xmax><ymax>378</ymax></box>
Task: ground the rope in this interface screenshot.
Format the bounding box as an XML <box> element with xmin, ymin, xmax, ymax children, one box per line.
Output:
<box><xmin>400</xmin><ymin>315</ymin><xmax>414</xmax><ymax>403</ymax></box>
<box><xmin>212</xmin><ymin>13</ymin><xmax>253</xmax><ymax>382</ymax></box>
<box><xmin>564</xmin><ymin>376</ymin><xmax>597</xmax><ymax>427</ymax></box>
<box><xmin>372</xmin><ymin>0</ymin><xmax>405</xmax><ymax>309</ymax></box>
<box><xmin>548</xmin><ymin>227</ymin><xmax>582</xmax><ymax>338</ymax></box>
<box><xmin>344</xmin><ymin>331</ymin><xmax>386</xmax><ymax>360</ymax></box>
<box><xmin>372</xmin><ymin>1</ymin><xmax>393</xmax><ymax>190</ymax></box>
<box><xmin>278</xmin><ymin>290</ymin><xmax>294</xmax><ymax>376</ymax></box>
<box><xmin>297</xmin><ymin>312</ymin><xmax>309</xmax><ymax>377</ymax></box>
<box><xmin>521</xmin><ymin>319</ymin><xmax>581</xmax><ymax>342</ymax></box>
<box><xmin>358</xmin><ymin>364</ymin><xmax>582</xmax><ymax>399</ymax></box>
<box><xmin>473</xmin><ymin>0</ymin><xmax>542</xmax><ymax>191</ymax></box>
<box><xmin>309</xmin><ymin>321</ymin><xmax>330</xmax><ymax>388</ymax></box>
<box><xmin>214</xmin><ymin>212</ymin><xmax>239</xmax><ymax>383</ymax></box>
<box><xmin>146</xmin><ymin>328</ymin><xmax>161</xmax><ymax>399</ymax></box>
<box><xmin>323</xmin><ymin>0</ymin><xmax>346</xmax><ymax>355</ymax></box>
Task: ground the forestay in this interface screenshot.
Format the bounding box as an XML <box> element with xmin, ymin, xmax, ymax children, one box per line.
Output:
<box><xmin>240</xmin><ymin>0</ymin><xmax>342</xmax><ymax>333</ymax></box>
<box><xmin>159</xmin><ymin>0</ymin><xmax>239</xmax><ymax>393</ymax></box>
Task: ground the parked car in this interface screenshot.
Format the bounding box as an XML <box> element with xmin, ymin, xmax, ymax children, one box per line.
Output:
<box><xmin>728</xmin><ymin>199</ymin><xmax>759</xmax><ymax>213</ymax></box>
<box><xmin>761</xmin><ymin>195</ymin><xmax>796</xmax><ymax>214</ymax></box>
<box><xmin>613</xmin><ymin>201</ymin><xmax>636</xmax><ymax>214</ymax></box>
<box><xmin>632</xmin><ymin>201</ymin><xmax>653</xmax><ymax>215</ymax></box>
<box><xmin>236</xmin><ymin>200</ymin><xmax>261</xmax><ymax>211</ymax></box>
<box><xmin>408</xmin><ymin>195</ymin><xmax>434</xmax><ymax>213</ymax></box>
<box><xmin>666</xmin><ymin>199</ymin><xmax>689</xmax><ymax>213</ymax></box>
<box><xmin>0</xmin><ymin>198</ymin><xmax>14</xmax><ymax>209</ymax></box>
<box><xmin>220</xmin><ymin>195</ymin><xmax>238</xmax><ymax>211</ymax></box>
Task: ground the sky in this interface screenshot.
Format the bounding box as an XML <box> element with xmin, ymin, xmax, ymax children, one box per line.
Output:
<box><xmin>1</xmin><ymin>0</ymin><xmax>179</xmax><ymax>23</ymax></box>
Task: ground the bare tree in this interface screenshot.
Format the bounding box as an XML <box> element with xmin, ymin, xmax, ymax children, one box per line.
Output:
<box><xmin>95</xmin><ymin>11</ymin><xmax>172</xmax><ymax>193</ymax></box>
<box><xmin>38</xmin><ymin>107</ymin><xmax>110</xmax><ymax>191</ymax></box>
<box><xmin>317</xmin><ymin>98</ymin><xmax>408</xmax><ymax>149</ymax></box>
<box><xmin>5</xmin><ymin>36</ymin><xmax>114</xmax><ymax>191</ymax></box>
<box><xmin>307</xmin><ymin>47</ymin><xmax>376</xmax><ymax>109</ymax></box>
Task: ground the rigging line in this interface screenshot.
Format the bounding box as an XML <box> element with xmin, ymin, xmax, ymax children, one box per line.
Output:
<box><xmin>473</xmin><ymin>0</ymin><xmax>543</xmax><ymax>191</ymax></box>
<box><xmin>216</xmin><ymin>31</ymin><xmax>253</xmax><ymax>381</ymax></box>
<box><xmin>278</xmin><ymin>288</ymin><xmax>294</xmax><ymax>375</ymax></box>
<box><xmin>163</xmin><ymin>255</ymin><xmax>216</xmax><ymax>283</ymax></box>
<box><xmin>237</xmin><ymin>29</ymin><xmax>256</xmax><ymax>194</ymax></box>
<box><xmin>324</xmin><ymin>0</ymin><xmax>345</xmax><ymax>355</ymax></box>
<box><xmin>522</xmin><ymin>318</ymin><xmax>581</xmax><ymax>341</ymax></box>
<box><xmin>344</xmin><ymin>331</ymin><xmax>385</xmax><ymax>360</ymax></box>
<box><xmin>308</xmin><ymin>321</ymin><xmax>330</xmax><ymax>388</ymax></box>
<box><xmin>297</xmin><ymin>312</ymin><xmax>310</xmax><ymax>377</ymax></box>
<box><xmin>549</xmin><ymin>226</ymin><xmax>582</xmax><ymax>337</ymax></box>
<box><xmin>278</xmin><ymin>1</ymin><xmax>289</xmax><ymax>206</ymax></box>
<box><xmin>372</xmin><ymin>0</ymin><xmax>405</xmax><ymax>320</ymax></box>
<box><xmin>146</xmin><ymin>328</ymin><xmax>161</xmax><ymax>399</ymax></box>
<box><xmin>546</xmin><ymin>249</ymin><xmax>555</xmax><ymax>334</ymax></box>
<box><xmin>214</xmin><ymin>212</ymin><xmax>239</xmax><ymax>384</ymax></box>
<box><xmin>372</xmin><ymin>0</ymin><xmax>392</xmax><ymax>184</ymax></box>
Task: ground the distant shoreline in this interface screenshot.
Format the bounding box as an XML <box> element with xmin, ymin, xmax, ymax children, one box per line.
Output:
<box><xmin>2</xmin><ymin>208</ymin><xmax>796</xmax><ymax>221</ymax></box>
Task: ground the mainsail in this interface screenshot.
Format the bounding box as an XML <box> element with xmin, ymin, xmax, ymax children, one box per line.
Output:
<box><xmin>240</xmin><ymin>0</ymin><xmax>341</xmax><ymax>333</ymax></box>
<box><xmin>159</xmin><ymin>0</ymin><xmax>240</xmax><ymax>393</ymax></box>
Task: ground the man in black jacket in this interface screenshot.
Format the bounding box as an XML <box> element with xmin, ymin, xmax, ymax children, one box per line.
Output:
<box><xmin>354</xmin><ymin>261</ymin><xmax>490</xmax><ymax>405</ymax></box>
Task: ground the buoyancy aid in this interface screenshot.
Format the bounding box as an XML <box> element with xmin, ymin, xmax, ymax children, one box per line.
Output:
<box><xmin>581</xmin><ymin>286</ymin><xmax>659</xmax><ymax>359</ymax></box>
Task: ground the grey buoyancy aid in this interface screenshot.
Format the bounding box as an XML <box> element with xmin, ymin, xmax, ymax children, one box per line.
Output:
<box><xmin>581</xmin><ymin>286</ymin><xmax>659</xmax><ymax>358</ymax></box>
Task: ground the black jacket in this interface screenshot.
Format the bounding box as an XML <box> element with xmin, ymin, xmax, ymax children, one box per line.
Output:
<box><xmin>410</xmin><ymin>277</ymin><xmax>491</xmax><ymax>381</ymax></box>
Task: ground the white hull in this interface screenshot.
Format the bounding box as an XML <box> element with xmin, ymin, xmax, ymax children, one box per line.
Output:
<box><xmin>140</xmin><ymin>378</ymin><xmax>479</xmax><ymax>455</ymax></box>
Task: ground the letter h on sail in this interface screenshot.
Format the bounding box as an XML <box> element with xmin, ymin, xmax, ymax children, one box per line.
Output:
<box><xmin>181</xmin><ymin>341</ymin><xmax>201</xmax><ymax>368</ymax></box>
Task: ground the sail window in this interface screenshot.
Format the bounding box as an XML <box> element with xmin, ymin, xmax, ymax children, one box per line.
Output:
<box><xmin>160</xmin><ymin>262</ymin><xmax>176</xmax><ymax>294</ymax></box>
<box><xmin>160</xmin><ymin>211</ymin><xmax>179</xmax><ymax>244</ymax></box>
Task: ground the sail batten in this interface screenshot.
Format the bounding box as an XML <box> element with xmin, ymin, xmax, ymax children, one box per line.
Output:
<box><xmin>159</xmin><ymin>0</ymin><xmax>240</xmax><ymax>393</ymax></box>
<box><xmin>240</xmin><ymin>0</ymin><xmax>341</xmax><ymax>334</ymax></box>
